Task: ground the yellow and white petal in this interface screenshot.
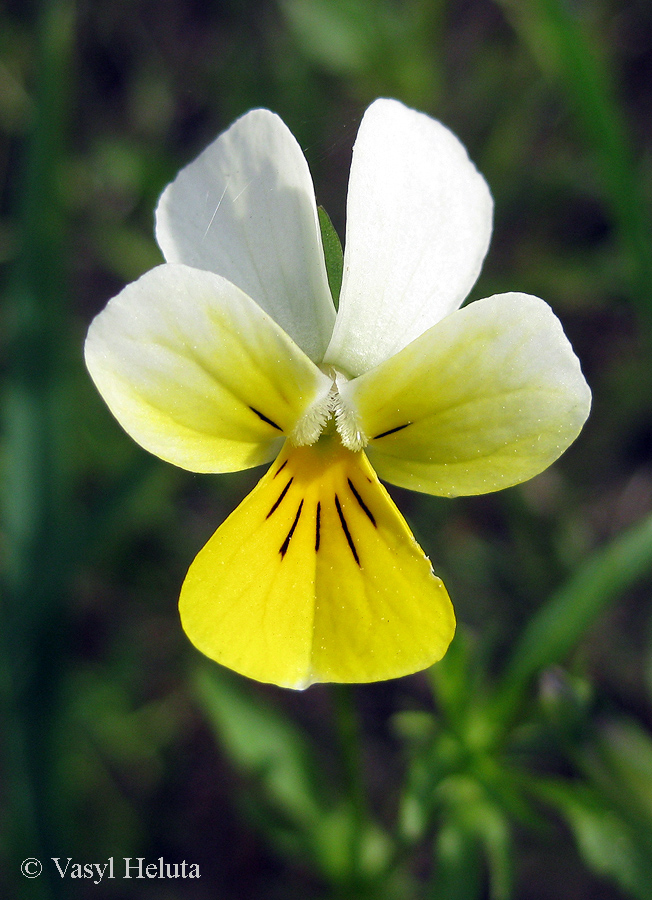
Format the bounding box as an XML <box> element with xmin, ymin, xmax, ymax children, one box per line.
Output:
<box><xmin>324</xmin><ymin>99</ymin><xmax>493</xmax><ymax>377</ymax></box>
<box><xmin>85</xmin><ymin>264</ymin><xmax>332</xmax><ymax>473</ymax></box>
<box><xmin>156</xmin><ymin>109</ymin><xmax>335</xmax><ymax>362</ymax></box>
<box><xmin>179</xmin><ymin>437</ymin><xmax>455</xmax><ymax>688</ymax></box>
<box><xmin>339</xmin><ymin>293</ymin><xmax>591</xmax><ymax>496</ymax></box>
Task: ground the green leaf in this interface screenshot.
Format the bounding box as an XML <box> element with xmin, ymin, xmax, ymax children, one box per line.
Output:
<box><xmin>587</xmin><ymin>718</ymin><xmax>652</xmax><ymax>829</ymax></box>
<box><xmin>428</xmin><ymin>628</ymin><xmax>484</xmax><ymax>730</ymax></box>
<box><xmin>494</xmin><ymin>0</ymin><xmax>652</xmax><ymax>321</ymax></box>
<box><xmin>534</xmin><ymin>779</ymin><xmax>652</xmax><ymax>900</ymax></box>
<box><xmin>281</xmin><ymin>0</ymin><xmax>375</xmax><ymax>76</ymax></box>
<box><xmin>430</xmin><ymin>777</ymin><xmax>514</xmax><ymax>900</ymax></box>
<box><xmin>194</xmin><ymin>665</ymin><xmax>325</xmax><ymax>831</ymax></box>
<box><xmin>494</xmin><ymin>511</ymin><xmax>652</xmax><ymax>726</ymax></box>
<box><xmin>430</xmin><ymin>821</ymin><xmax>484</xmax><ymax>900</ymax></box>
<box><xmin>194</xmin><ymin>667</ymin><xmax>392</xmax><ymax>883</ymax></box>
<box><xmin>318</xmin><ymin>205</ymin><xmax>343</xmax><ymax>307</ymax></box>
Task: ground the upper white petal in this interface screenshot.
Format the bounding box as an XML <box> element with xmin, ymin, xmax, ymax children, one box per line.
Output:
<box><xmin>324</xmin><ymin>99</ymin><xmax>493</xmax><ymax>376</ymax></box>
<box><xmin>156</xmin><ymin>109</ymin><xmax>335</xmax><ymax>362</ymax></box>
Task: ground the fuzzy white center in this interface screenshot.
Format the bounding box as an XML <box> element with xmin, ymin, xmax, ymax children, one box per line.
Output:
<box><xmin>290</xmin><ymin>371</ymin><xmax>366</xmax><ymax>451</ymax></box>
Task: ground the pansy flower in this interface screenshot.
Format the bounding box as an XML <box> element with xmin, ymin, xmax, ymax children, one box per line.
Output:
<box><xmin>85</xmin><ymin>99</ymin><xmax>591</xmax><ymax>689</ymax></box>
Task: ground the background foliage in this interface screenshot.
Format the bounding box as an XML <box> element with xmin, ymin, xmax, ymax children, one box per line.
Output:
<box><xmin>2</xmin><ymin>0</ymin><xmax>652</xmax><ymax>897</ymax></box>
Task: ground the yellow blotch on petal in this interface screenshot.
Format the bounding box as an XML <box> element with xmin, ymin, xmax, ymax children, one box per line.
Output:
<box><xmin>179</xmin><ymin>436</ymin><xmax>455</xmax><ymax>688</ymax></box>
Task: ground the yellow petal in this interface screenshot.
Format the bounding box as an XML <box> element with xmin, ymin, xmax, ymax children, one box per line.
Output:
<box><xmin>85</xmin><ymin>264</ymin><xmax>332</xmax><ymax>473</ymax></box>
<box><xmin>179</xmin><ymin>436</ymin><xmax>455</xmax><ymax>688</ymax></box>
<box><xmin>340</xmin><ymin>292</ymin><xmax>591</xmax><ymax>496</ymax></box>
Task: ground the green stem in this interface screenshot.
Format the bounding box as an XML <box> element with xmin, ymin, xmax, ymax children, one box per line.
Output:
<box><xmin>331</xmin><ymin>684</ymin><xmax>368</xmax><ymax>889</ymax></box>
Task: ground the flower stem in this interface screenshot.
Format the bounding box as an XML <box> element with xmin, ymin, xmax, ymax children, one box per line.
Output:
<box><xmin>332</xmin><ymin>683</ymin><xmax>369</xmax><ymax>888</ymax></box>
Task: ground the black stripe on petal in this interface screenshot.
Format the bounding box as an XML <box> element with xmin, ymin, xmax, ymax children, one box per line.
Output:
<box><xmin>273</xmin><ymin>459</ymin><xmax>288</xmax><ymax>479</ymax></box>
<box><xmin>267</xmin><ymin>477</ymin><xmax>293</xmax><ymax>519</ymax></box>
<box><xmin>335</xmin><ymin>495</ymin><xmax>360</xmax><ymax>566</ymax></box>
<box><xmin>347</xmin><ymin>478</ymin><xmax>376</xmax><ymax>527</ymax></box>
<box><xmin>280</xmin><ymin>500</ymin><xmax>303</xmax><ymax>558</ymax></box>
<box><xmin>372</xmin><ymin>422</ymin><xmax>411</xmax><ymax>440</ymax></box>
<box><xmin>249</xmin><ymin>406</ymin><xmax>283</xmax><ymax>431</ymax></box>
<box><xmin>315</xmin><ymin>501</ymin><xmax>321</xmax><ymax>552</ymax></box>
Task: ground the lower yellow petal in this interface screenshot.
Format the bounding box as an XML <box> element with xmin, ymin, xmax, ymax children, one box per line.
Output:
<box><xmin>179</xmin><ymin>436</ymin><xmax>455</xmax><ymax>688</ymax></box>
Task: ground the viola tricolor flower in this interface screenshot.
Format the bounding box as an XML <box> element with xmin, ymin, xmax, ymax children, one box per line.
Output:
<box><xmin>85</xmin><ymin>99</ymin><xmax>591</xmax><ymax>689</ymax></box>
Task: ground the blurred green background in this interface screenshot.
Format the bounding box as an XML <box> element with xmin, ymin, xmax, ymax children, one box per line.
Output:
<box><xmin>2</xmin><ymin>0</ymin><xmax>652</xmax><ymax>897</ymax></box>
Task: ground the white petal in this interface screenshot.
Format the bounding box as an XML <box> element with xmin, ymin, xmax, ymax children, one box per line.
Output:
<box><xmin>156</xmin><ymin>109</ymin><xmax>335</xmax><ymax>362</ymax></box>
<box><xmin>85</xmin><ymin>264</ymin><xmax>332</xmax><ymax>473</ymax></box>
<box><xmin>339</xmin><ymin>293</ymin><xmax>591</xmax><ymax>496</ymax></box>
<box><xmin>324</xmin><ymin>99</ymin><xmax>493</xmax><ymax>376</ymax></box>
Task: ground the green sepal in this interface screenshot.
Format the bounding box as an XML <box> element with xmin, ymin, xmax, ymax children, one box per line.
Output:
<box><xmin>318</xmin><ymin>205</ymin><xmax>343</xmax><ymax>308</ymax></box>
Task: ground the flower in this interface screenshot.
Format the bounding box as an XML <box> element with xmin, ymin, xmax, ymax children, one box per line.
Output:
<box><xmin>85</xmin><ymin>98</ymin><xmax>591</xmax><ymax>689</ymax></box>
